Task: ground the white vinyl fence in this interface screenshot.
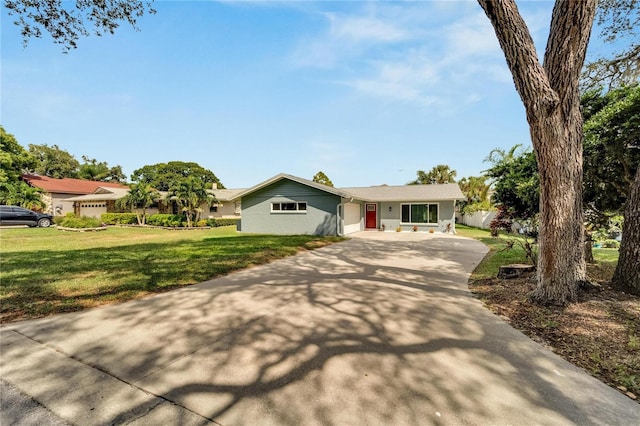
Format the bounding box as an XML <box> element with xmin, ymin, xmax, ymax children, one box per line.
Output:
<box><xmin>458</xmin><ymin>210</ymin><xmax>496</xmax><ymax>229</ymax></box>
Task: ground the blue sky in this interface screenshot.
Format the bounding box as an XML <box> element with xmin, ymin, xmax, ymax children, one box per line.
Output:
<box><xmin>0</xmin><ymin>1</ymin><xmax>604</xmax><ymax>188</ymax></box>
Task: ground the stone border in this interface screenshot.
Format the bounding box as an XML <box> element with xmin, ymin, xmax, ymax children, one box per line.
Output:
<box><xmin>57</xmin><ymin>226</ymin><xmax>108</xmax><ymax>232</ymax></box>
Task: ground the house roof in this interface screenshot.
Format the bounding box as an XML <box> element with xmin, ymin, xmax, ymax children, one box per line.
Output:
<box><xmin>64</xmin><ymin>187</ymin><xmax>131</xmax><ymax>202</ymax></box>
<box><xmin>212</xmin><ymin>188</ymin><xmax>246</xmax><ymax>201</ymax></box>
<box><xmin>341</xmin><ymin>183</ymin><xmax>464</xmax><ymax>201</ymax></box>
<box><xmin>22</xmin><ymin>174</ymin><xmax>128</xmax><ymax>195</ymax></box>
<box><xmin>231</xmin><ymin>173</ymin><xmax>464</xmax><ymax>202</ymax></box>
<box><xmin>230</xmin><ymin>173</ymin><xmax>350</xmax><ymax>200</ymax></box>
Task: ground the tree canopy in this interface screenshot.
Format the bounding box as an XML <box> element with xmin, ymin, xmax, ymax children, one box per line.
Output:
<box><xmin>0</xmin><ymin>126</ymin><xmax>35</xmax><ymax>184</ymax></box>
<box><xmin>4</xmin><ymin>0</ymin><xmax>156</xmax><ymax>51</ymax></box>
<box><xmin>484</xmin><ymin>147</ymin><xmax>539</xmax><ymax>220</ymax></box>
<box><xmin>78</xmin><ymin>156</ymin><xmax>126</xmax><ymax>183</ymax></box>
<box><xmin>582</xmin><ymin>84</ymin><xmax>640</xmax><ymax>220</ymax></box>
<box><xmin>408</xmin><ymin>165</ymin><xmax>457</xmax><ymax>185</ymax></box>
<box><xmin>582</xmin><ymin>0</ymin><xmax>639</xmax><ymax>91</ymax></box>
<box><xmin>312</xmin><ymin>171</ymin><xmax>334</xmax><ymax>187</ymax></box>
<box><xmin>131</xmin><ymin>161</ymin><xmax>224</xmax><ymax>192</ymax></box>
<box><xmin>28</xmin><ymin>144</ymin><xmax>80</xmax><ymax>179</ymax></box>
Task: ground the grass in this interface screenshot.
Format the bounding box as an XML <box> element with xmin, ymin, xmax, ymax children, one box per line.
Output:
<box><xmin>0</xmin><ymin>226</ymin><xmax>344</xmax><ymax>323</ymax></box>
<box><xmin>456</xmin><ymin>224</ymin><xmax>533</xmax><ymax>279</ymax></box>
<box><xmin>458</xmin><ymin>224</ymin><xmax>639</xmax><ymax>402</ymax></box>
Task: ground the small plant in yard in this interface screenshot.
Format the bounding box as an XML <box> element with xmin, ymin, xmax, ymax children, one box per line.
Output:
<box><xmin>396</xmin><ymin>226</ymin><xmax>402</xmax><ymax>232</ymax></box>
<box><xmin>59</xmin><ymin>213</ymin><xmax>102</xmax><ymax>229</ymax></box>
<box><xmin>429</xmin><ymin>228</ymin><xmax>434</xmax><ymax>234</ymax></box>
<box><xmin>489</xmin><ymin>206</ymin><xmax>513</xmax><ymax>237</ymax></box>
<box><xmin>412</xmin><ymin>225</ymin><xmax>418</xmax><ymax>232</ymax></box>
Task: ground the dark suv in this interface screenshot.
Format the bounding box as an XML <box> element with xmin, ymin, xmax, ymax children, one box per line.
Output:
<box><xmin>0</xmin><ymin>205</ymin><xmax>53</xmax><ymax>227</ymax></box>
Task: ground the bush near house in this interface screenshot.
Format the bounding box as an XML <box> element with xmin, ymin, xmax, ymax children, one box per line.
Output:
<box><xmin>101</xmin><ymin>213</ymin><xmax>138</xmax><ymax>225</ymax></box>
<box><xmin>207</xmin><ymin>218</ymin><xmax>240</xmax><ymax>228</ymax></box>
<box><xmin>146</xmin><ymin>214</ymin><xmax>185</xmax><ymax>227</ymax></box>
<box><xmin>59</xmin><ymin>214</ymin><xmax>102</xmax><ymax>229</ymax></box>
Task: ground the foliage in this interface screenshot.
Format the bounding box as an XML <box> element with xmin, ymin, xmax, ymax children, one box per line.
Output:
<box><xmin>78</xmin><ymin>156</ymin><xmax>126</xmax><ymax>183</ymax></box>
<box><xmin>458</xmin><ymin>175</ymin><xmax>492</xmax><ymax>214</ymax></box>
<box><xmin>489</xmin><ymin>207</ymin><xmax>514</xmax><ymax>237</ymax></box>
<box><xmin>59</xmin><ymin>214</ymin><xmax>102</xmax><ymax>229</ymax></box>
<box><xmin>408</xmin><ymin>164</ymin><xmax>457</xmax><ymax>185</ymax></box>
<box><xmin>116</xmin><ymin>182</ymin><xmax>161</xmax><ymax>225</ymax></box>
<box><xmin>582</xmin><ymin>0</ymin><xmax>639</xmax><ymax>91</ymax></box>
<box><xmin>207</xmin><ymin>218</ymin><xmax>240</xmax><ymax>228</ymax></box>
<box><xmin>582</xmin><ymin>84</ymin><xmax>640</xmax><ymax>223</ymax></box>
<box><xmin>4</xmin><ymin>0</ymin><xmax>156</xmax><ymax>52</ymax></box>
<box><xmin>312</xmin><ymin>171</ymin><xmax>334</xmax><ymax>187</ymax></box>
<box><xmin>167</xmin><ymin>175</ymin><xmax>216</xmax><ymax>228</ymax></box>
<box><xmin>500</xmin><ymin>237</ymin><xmax>538</xmax><ymax>266</ymax></box>
<box><xmin>28</xmin><ymin>144</ymin><xmax>80</xmax><ymax>178</ymax></box>
<box><xmin>131</xmin><ymin>161</ymin><xmax>224</xmax><ymax>192</ymax></box>
<box><xmin>484</xmin><ymin>146</ymin><xmax>539</xmax><ymax>220</ymax></box>
<box><xmin>0</xmin><ymin>181</ymin><xmax>45</xmax><ymax>210</ymax></box>
<box><xmin>0</xmin><ymin>126</ymin><xmax>35</xmax><ymax>184</ymax></box>
<box><xmin>100</xmin><ymin>213</ymin><xmax>138</xmax><ymax>225</ymax></box>
<box><xmin>146</xmin><ymin>214</ymin><xmax>185</xmax><ymax>227</ymax></box>
<box><xmin>0</xmin><ymin>227</ymin><xmax>343</xmax><ymax>322</ymax></box>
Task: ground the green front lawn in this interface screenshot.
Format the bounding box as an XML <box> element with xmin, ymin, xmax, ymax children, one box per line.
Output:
<box><xmin>455</xmin><ymin>224</ymin><xmax>619</xmax><ymax>280</ymax></box>
<box><xmin>0</xmin><ymin>226</ymin><xmax>343</xmax><ymax>322</ymax></box>
<box><xmin>455</xmin><ymin>224</ymin><xmax>532</xmax><ymax>279</ymax></box>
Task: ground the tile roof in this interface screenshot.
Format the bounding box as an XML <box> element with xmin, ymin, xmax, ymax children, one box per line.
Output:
<box><xmin>22</xmin><ymin>174</ymin><xmax>128</xmax><ymax>195</ymax></box>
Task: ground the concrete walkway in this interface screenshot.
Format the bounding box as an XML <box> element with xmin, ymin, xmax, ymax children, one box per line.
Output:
<box><xmin>1</xmin><ymin>232</ymin><xmax>638</xmax><ymax>425</ymax></box>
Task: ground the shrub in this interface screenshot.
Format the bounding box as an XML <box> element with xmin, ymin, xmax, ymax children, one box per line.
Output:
<box><xmin>60</xmin><ymin>215</ymin><xmax>102</xmax><ymax>229</ymax></box>
<box><xmin>601</xmin><ymin>239</ymin><xmax>620</xmax><ymax>249</ymax></box>
<box><xmin>101</xmin><ymin>213</ymin><xmax>138</xmax><ymax>225</ymax></box>
<box><xmin>53</xmin><ymin>215</ymin><xmax>65</xmax><ymax>225</ymax></box>
<box><xmin>196</xmin><ymin>219</ymin><xmax>208</xmax><ymax>227</ymax></box>
<box><xmin>147</xmin><ymin>214</ymin><xmax>186</xmax><ymax>227</ymax></box>
<box><xmin>206</xmin><ymin>218</ymin><xmax>240</xmax><ymax>228</ymax></box>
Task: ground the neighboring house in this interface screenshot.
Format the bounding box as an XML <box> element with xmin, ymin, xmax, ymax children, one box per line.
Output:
<box><xmin>231</xmin><ymin>173</ymin><xmax>464</xmax><ymax>236</ymax></box>
<box><xmin>64</xmin><ymin>187</ymin><xmax>135</xmax><ymax>218</ymax></box>
<box><xmin>21</xmin><ymin>174</ymin><xmax>128</xmax><ymax>216</ymax></box>
<box><xmin>65</xmin><ymin>186</ymin><xmax>245</xmax><ymax>219</ymax></box>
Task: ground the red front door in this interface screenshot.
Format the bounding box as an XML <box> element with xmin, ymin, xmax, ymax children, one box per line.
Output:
<box><xmin>365</xmin><ymin>204</ymin><xmax>377</xmax><ymax>229</ymax></box>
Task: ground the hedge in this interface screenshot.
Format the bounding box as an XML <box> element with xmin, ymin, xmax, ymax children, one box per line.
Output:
<box><xmin>101</xmin><ymin>213</ymin><xmax>138</xmax><ymax>225</ymax></box>
<box><xmin>208</xmin><ymin>218</ymin><xmax>240</xmax><ymax>228</ymax></box>
<box><xmin>60</xmin><ymin>215</ymin><xmax>102</xmax><ymax>229</ymax></box>
<box><xmin>146</xmin><ymin>214</ymin><xmax>185</xmax><ymax>227</ymax></box>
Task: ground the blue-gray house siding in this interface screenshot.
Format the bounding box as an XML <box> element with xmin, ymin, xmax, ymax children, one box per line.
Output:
<box><xmin>240</xmin><ymin>180</ymin><xmax>341</xmax><ymax>236</ymax></box>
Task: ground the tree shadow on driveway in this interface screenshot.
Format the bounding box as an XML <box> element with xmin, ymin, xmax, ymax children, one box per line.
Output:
<box><xmin>2</xmin><ymin>235</ymin><xmax>638</xmax><ymax>425</ymax></box>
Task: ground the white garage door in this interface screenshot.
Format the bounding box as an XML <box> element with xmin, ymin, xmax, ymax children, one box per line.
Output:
<box><xmin>344</xmin><ymin>203</ymin><xmax>362</xmax><ymax>235</ymax></box>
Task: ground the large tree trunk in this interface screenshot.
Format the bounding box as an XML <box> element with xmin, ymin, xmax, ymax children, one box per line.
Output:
<box><xmin>478</xmin><ymin>0</ymin><xmax>597</xmax><ymax>305</ymax></box>
<box><xmin>612</xmin><ymin>167</ymin><xmax>640</xmax><ymax>295</ymax></box>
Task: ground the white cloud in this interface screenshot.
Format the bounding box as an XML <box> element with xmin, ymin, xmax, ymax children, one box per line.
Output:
<box><xmin>327</xmin><ymin>14</ymin><xmax>408</xmax><ymax>43</ymax></box>
<box><xmin>289</xmin><ymin>2</ymin><xmax>553</xmax><ymax>112</ymax></box>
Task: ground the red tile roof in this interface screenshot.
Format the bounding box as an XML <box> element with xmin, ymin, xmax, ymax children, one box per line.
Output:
<box><xmin>21</xmin><ymin>174</ymin><xmax>129</xmax><ymax>195</ymax></box>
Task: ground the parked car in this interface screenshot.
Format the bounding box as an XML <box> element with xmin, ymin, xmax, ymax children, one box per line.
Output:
<box><xmin>0</xmin><ymin>205</ymin><xmax>53</xmax><ymax>227</ymax></box>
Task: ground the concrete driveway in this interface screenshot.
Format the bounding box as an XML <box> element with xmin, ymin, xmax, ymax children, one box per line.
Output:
<box><xmin>1</xmin><ymin>232</ymin><xmax>638</xmax><ymax>425</ymax></box>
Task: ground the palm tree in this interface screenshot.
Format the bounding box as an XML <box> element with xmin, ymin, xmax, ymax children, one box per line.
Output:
<box><xmin>459</xmin><ymin>176</ymin><xmax>491</xmax><ymax>205</ymax></box>
<box><xmin>408</xmin><ymin>165</ymin><xmax>457</xmax><ymax>185</ymax></box>
<box><xmin>0</xmin><ymin>181</ymin><xmax>46</xmax><ymax>211</ymax></box>
<box><xmin>116</xmin><ymin>182</ymin><xmax>160</xmax><ymax>225</ymax></box>
<box><xmin>167</xmin><ymin>176</ymin><xmax>215</xmax><ymax>227</ymax></box>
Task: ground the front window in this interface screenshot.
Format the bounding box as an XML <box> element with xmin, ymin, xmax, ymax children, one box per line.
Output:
<box><xmin>271</xmin><ymin>202</ymin><xmax>307</xmax><ymax>213</ymax></box>
<box><xmin>401</xmin><ymin>203</ymin><xmax>438</xmax><ymax>224</ymax></box>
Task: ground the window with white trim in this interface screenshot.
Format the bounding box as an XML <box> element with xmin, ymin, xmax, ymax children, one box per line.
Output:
<box><xmin>401</xmin><ymin>203</ymin><xmax>438</xmax><ymax>224</ymax></box>
<box><xmin>271</xmin><ymin>202</ymin><xmax>307</xmax><ymax>212</ymax></box>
